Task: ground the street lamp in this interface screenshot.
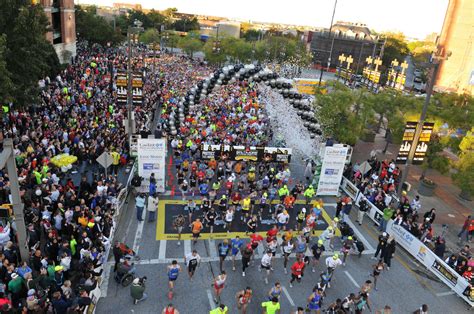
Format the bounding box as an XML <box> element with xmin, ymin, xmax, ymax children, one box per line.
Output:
<box><xmin>126</xmin><ymin>19</ymin><xmax>143</xmax><ymax>153</ymax></box>
<box><xmin>396</xmin><ymin>51</ymin><xmax>449</xmax><ymax>197</ymax></box>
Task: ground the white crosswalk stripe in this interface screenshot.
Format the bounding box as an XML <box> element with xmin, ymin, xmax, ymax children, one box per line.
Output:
<box><xmin>208</xmin><ymin>239</ymin><xmax>218</xmax><ymax>258</ymax></box>
<box><xmin>184</xmin><ymin>240</ymin><xmax>192</xmax><ymax>256</ymax></box>
<box><xmin>158</xmin><ymin>240</ymin><xmax>167</xmax><ymax>259</ymax></box>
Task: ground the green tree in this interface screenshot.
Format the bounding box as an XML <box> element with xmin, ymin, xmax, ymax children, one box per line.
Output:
<box><xmin>139</xmin><ymin>28</ymin><xmax>160</xmax><ymax>45</ymax></box>
<box><xmin>452</xmin><ymin>152</ymin><xmax>474</xmax><ymax>198</ymax></box>
<box><xmin>0</xmin><ymin>35</ymin><xmax>13</xmax><ymax>104</ymax></box>
<box><xmin>177</xmin><ymin>35</ymin><xmax>203</xmax><ymax>58</ymax></box>
<box><xmin>172</xmin><ymin>17</ymin><xmax>200</xmax><ymax>32</ymax></box>
<box><xmin>1</xmin><ymin>2</ymin><xmax>60</xmax><ymax>107</ymax></box>
<box><xmin>76</xmin><ymin>6</ymin><xmax>123</xmax><ymax>45</ymax></box>
<box><xmin>380</xmin><ymin>32</ymin><xmax>409</xmax><ymax>71</ymax></box>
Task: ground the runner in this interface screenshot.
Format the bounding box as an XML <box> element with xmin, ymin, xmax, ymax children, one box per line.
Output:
<box><xmin>173</xmin><ymin>214</ymin><xmax>186</xmax><ymax>246</ymax></box>
<box><xmin>246</xmin><ymin>215</ymin><xmax>258</xmax><ymax>234</ymax></box>
<box><xmin>311</xmin><ymin>239</ymin><xmax>325</xmax><ymax>273</ymax></box>
<box><xmin>341</xmin><ymin>236</ymin><xmax>354</xmax><ymax>266</ymax></box>
<box><xmin>307</xmin><ymin>287</ymin><xmax>322</xmax><ymax>313</ymax></box>
<box><xmin>231</xmin><ymin>236</ymin><xmax>244</xmax><ymax>271</ymax></box>
<box><xmin>289</xmin><ymin>256</ymin><xmax>305</xmax><ymax>288</ymax></box>
<box><xmin>260</xmin><ymin>250</ymin><xmax>273</xmax><ymax>284</ymax></box>
<box><xmin>191</xmin><ymin>218</ymin><xmax>203</xmax><ymax>245</ymax></box>
<box><xmin>354</xmin><ymin>293</ymin><xmax>371</xmax><ymax>314</ymax></box>
<box><xmin>224</xmin><ymin>206</ymin><xmax>235</xmax><ymax>232</ymax></box>
<box><xmin>371</xmin><ymin>259</ymin><xmax>385</xmax><ymax>290</ymax></box>
<box><xmin>213</xmin><ymin>271</ymin><xmax>227</xmax><ymax>304</ymax></box>
<box><xmin>217</xmin><ymin>240</ymin><xmax>231</xmax><ymax>273</ymax></box>
<box><xmin>320</xmin><ymin>226</ymin><xmax>334</xmax><ymax>251</ymax></box>
<box><xmin>282</xmin><ymin>239</ymin><xmax>294</xmax><ymax>274</ymax></box>
<box><xmin>184</xmin><ymin>249</ymin><xmax>201</xmax><ymax>280</ymax></box>
<box><xmin>236</xmin><ymin>287</ymin><xmax>253</xmax><ymax>314</ymax></box>
<box><xmin>261</xmin><ymin>297</ymin><xmax>281</xmax><ymax>314</ymax></box>
<box><xmin>205</xmin><ymin>208</ymin><xmax>218</xmax><ymax>236</ymax></box>
<box><xmin>210</xmin><ymin>304</ymin><xmax>229</xmax><ymax>314</ymax></box>
<box><xmin>249</xmin><ymin>232</ymin><xmax>264</xmax><ymax>262</ymax></box>
<box><xmin>277</xmin><ymin>210</ymin><xmax>290</xmax><ymax>231</ymax></box>
<box><xmin>267</xmin><ymin>282</ymin><xmax>282</xmax><ymax>301</ymax></box>
<box><xmin>162</xmin><ymin>303</ymin><xmax>180</xmax><ymax>314</ymax></box>
<box><xmin>296</xmin><ymin>208</ymin><xmax>306</xmax><ymax>232</ymax></box>
<box><xmin>167</xmin><ymin>260</ymin><xmax>181</xmax><ymax>300</ymax></box>
<box><xmin>241</xmin><ymin>244</ymin><xmax>254</xmax><ymax>277</ymax></box>
<box><xmin>325</xmin><ymin>254</ymin><xmax>342</xmax><ymax>288</ymax></box>
<box><xmin>184</xmin><ymin>199</ymin><xmax>197</xmax><ymax>226</ymax></box>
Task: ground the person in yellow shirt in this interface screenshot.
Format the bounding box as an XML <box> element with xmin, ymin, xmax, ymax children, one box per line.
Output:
<box><xmin>261</xmin><ymin>297</ymin><xmax>281</xmax><ymax>314</ymax></box>
<box><xmin>241</xmin><ymin>197</ymin><xmax>252</xmax><ymax>221</ymax></box>
<box><xmin>110</xmin><ymin>150</ymin><xmax>121</xmax><ymax>176</ymax></box>
<box><xmin>210</xmin><ymin>304</ymin><xmax>228</xmax><ymax>313</ymax></box>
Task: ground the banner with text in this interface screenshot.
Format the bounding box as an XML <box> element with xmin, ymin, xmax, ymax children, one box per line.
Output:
<box><xmin>317</xmin><ymin>146</ymin><xmax>348</xmax><ymax>195</ymax></box>
<box><xmin>137</xmin><ymin>138</ymin><xmax>166</xmax><ymax>193</ymax></box>
<box><xmin>201</xmin><ymin>144</ymin><xmax>292</xmax><ymax>163</ymax></box>
<box><xmin>396</xmin><ymin>121</ymin><xmax>417</xmax><ymax>164</ymax></box>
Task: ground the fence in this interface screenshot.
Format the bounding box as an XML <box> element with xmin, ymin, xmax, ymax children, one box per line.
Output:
<box><xmin>340</xmin><ymin>177</ymin><xmax>473</xmax><ymax>307</ymax></box>
<box><xmin>84</xmin><ymin>162</ymin><xmax>137</xmax><ymax>313</ymax></box>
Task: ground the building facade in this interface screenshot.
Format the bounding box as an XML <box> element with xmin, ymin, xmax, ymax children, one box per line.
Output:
<box><xmin>40</xmin><ymin>0</ymin><xmax>77</xmax><ymax>64</ymax></box>
<box><xmin>435</xmin><ymin>0</ymin><xmax>473</xmax><ymax>95</ymax></box>
<box><xmin>309</xmin><ymin>22</ymin><xmax>384</xmax><ymax>71</ymax></box>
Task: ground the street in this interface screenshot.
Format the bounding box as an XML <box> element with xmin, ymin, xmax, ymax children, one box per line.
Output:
<box><xmin>96</xmin><ymin>197</ymin><xmax>471</xmax><ymax>313</ymax></box>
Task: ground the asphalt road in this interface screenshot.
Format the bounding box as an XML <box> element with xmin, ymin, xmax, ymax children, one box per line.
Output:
<box><xmin>96</xmin><ymin>196</ymin><xmax>472</xmax><ymax>314</ymax></box>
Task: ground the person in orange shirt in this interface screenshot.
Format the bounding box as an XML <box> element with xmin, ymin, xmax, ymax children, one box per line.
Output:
<box><xmin>283</xmin><ymin>195</ymin><xmax>296</xmax><ymax>210</ymax></box>
<box><xmin>208</xmin><ymin>159</ymin><xmax>217</xmax><ymax>170</ymax></box>
<box><xmin>191</xmin><ymin>218</ymin><xmax>203</xmax><ymax>245</ymax></box>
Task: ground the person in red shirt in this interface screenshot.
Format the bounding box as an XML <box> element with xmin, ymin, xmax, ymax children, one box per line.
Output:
<box><xmin>249</xmin><ymin>232</ymin><xmax>264</xmax><ymax>262</ymax></box>
<box><xmin>266</xmin><ymin>226</ymin><xmax>278</xmax><ymax>242</ymax></box>
<box><xmin>289</xmin><ymin>257</ymin><xmax>305</xmax><ymax>288</ymax></box>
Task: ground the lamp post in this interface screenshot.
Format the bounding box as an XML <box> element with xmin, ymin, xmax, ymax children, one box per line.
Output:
<box><xmin>396</xmin><ymin>53</ymin><xmax>446</xmax><ymax>197</ymax></box>
<box><xmin>355</xmin><ymin>42</ymin><xmax>369</xmax><ymax>75</ymax></box>
<box><xmin>126</xmin><ymin>19</ymin><xmax>143</xmax><ymax>153</ymax></box>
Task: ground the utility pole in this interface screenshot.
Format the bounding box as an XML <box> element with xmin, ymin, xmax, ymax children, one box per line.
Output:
<box><xmin>0</xmin><ymin>139</ymin><xmax>28</xmax><ymax>261</ymax></box>
<box><xmin>397</xmin><ymin>59</ymin><xmax>440</xmax><ymax>197</ymax></box>
<box><xmin>318</xmin><ymin>0</ymin><xmax>338</xmax><ymax>86</ymax></box>
<box><xmin>127</xmin><ymin>27</ymin><xmax>134</xmax><ymax>152</ymax></box>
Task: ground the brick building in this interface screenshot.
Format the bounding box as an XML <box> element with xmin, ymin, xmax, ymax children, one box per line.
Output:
<box><xmin>40</xmin><ymin>0</ymin><xmax>77</xmax><ymax>64</ymax></box>
<box><xmin>435</xmin><ymin>0</ymin><xmax>473</xmax><ymax>95</ymax></box>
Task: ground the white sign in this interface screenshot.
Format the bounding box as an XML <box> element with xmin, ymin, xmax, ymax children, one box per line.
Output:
<box><xmin>137</xmin><ymin>138</ymin><xmax>166</xmax><ymax>193</ymax></box>
<box><xmin>96</xmin><ymin>152</ymin><xmax>113</xmax><ymax>169</ymax></box>
<box><xmin>317</xmin><ymin>146</ymin><xmax>348</xmax><ymax>195</ymax></box>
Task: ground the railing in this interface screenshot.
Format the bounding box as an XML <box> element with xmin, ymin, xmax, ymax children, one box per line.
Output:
<box><xmin>340</xmin><ymin>177</ymin><xmax>473</xmax><ymax>307</ymax></box>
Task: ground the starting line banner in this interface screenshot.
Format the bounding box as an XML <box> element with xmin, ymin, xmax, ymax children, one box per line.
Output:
<box><xmin>317</xmin><ymin>146</ymin><xmax>348</xmax><ymax>196</ymax></box>
<box><xmin>201</xmin><ymin>144</ymin><xmax>292</xmax><ymax>163</ymax></box>
<box><xmin>340</xmin><ymin>177</ymin><xmax>473</xmax><ymax>306</ymax></box>
<box><xmin>137</xmin><ymin>138</ymin><xmax>167</xmax><ymax>193</ymax></box>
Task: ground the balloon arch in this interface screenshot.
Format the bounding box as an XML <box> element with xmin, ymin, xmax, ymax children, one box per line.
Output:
<box><xmin>166</xmin><ymin>64</ymin><xmax>322</xmax><ymax>138</ymax></box>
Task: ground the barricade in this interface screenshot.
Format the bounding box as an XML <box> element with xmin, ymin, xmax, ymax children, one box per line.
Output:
<box><xmin>340</xmin><ymin>176</ymin><xmax>473</xmax><ymax>307</ymax></box>
<box><xmin>84</xmin><ymin>162</ymin><xmax>137</xmax><ymax>313</ymax></box>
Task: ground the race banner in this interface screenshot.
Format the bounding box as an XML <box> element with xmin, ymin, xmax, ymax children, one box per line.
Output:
<box><xmin>200</xmin><ymin>144</ymin><xmax>292</xmax><ymax>163</ymax></box>
<box><xmin>396</xmin><ymin>121</ymin><xmax>417</xmax><ymax>164</ymax></box>
<box><xmin>413</xmin><ymin>122</ymin><xmax>434</xmax><ymax>165</ymax></box>
<box><xmin>116</xmin><ymin>72</ymin><xmax>144</xmax><ymax>105</ymax></box>
<box><xmin>316</xmin><ymin>146</ymin><xmax>348</xmax><ymax>196</ymax></box>
<box><xmin>137</xmin><ymin>138</ymin><xmax>166</xmax><ymax>193</ymax></box>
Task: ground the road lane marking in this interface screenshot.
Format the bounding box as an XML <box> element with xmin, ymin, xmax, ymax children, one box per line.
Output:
<box><xmin>132</xmin><ymin>215</ymin><xmax>145</xmax><ymax>254</ymax></box>
<box><xmin>436</xmin><ymin>291</ymin><xmax>455</xmax><ymax>297</ymax></box>
<box><xmin>100</xmin><ymin>262</ymin><xmax>112</xmax><ymax>298</ymax></box>
<box><xmin>159</xmin><ymin>240</ymin><xmax>167</xmax><ymax>260</ymax></box>
<box><xmin>184</xmin><ymin>240</ymin><xmax>191</xmax><ymax>256</ymax></box>
<box><xmin>207</xmin><ymin>289</ymin><xmax>215</xmax><ymax>309</ymax></box>
<box><xmin>282</xmin><ymin>286</ymin><xmax>295</xmax><ymax>306</ymax></box>
<box><xmin>344</xmin><ymin>271</ymin><xmax>360</xmax><ymax>288</ymax></box>
<box><xmin>257</xmin><ymin>242</ymin><xmax>265</xmax><ymax>257</ymax></box>
<box><xmin>208</xmin><ymin>239</ymin><xmax>218</xmax><ymax>258</ymax></box>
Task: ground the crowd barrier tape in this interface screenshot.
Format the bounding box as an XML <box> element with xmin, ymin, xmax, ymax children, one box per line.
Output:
<box><xmin>340</xmin><ymin>177</ymin><xmax>473</xmax><ymax>307</ymax></box>
<box><xmin>84</xmin><ymin>162</ymin><xmax>137</xmax><ymax>313</ymax></box>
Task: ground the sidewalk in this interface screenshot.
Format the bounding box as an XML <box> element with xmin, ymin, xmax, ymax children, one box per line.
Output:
<box><xmin>351</xmin><ymin>131</ymin><xmax>473</xmax><ymax>254</ymax></box>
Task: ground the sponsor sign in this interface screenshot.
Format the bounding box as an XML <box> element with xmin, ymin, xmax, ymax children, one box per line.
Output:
<box><xmin>137</xmin><ymin>138</ymin><xmax>166</xmax><ymax>193</ymax></box>
<box><xmin>200</xmin><ymin>144</ymin><xmax>292</xmax><ymax>163</ymax></box>
<box><xmin>116</xmin><ymin>72</ymin><xmax>144</xmax><ymax>105</ymax></box>
<box><xmin>317</xmin><ymin>146</ymin><xmax>348</xmax><ymax>196</ymax></box>
<box><xmin>396</xmin><ymin>121</ymin><xmax>417</xmax><ymax>164</ymax></box>
<box><xmin>413</xmin><ymin>122</ymin><xmax>434</xmax><ymax>165</ymax></box>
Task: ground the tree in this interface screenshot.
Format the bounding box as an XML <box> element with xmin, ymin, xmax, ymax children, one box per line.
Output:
<box><xmin>1</xmin><ymin>1</ymin><xmax>60</xmax><ymax>107</ymax></box>
<box><xmin>177</xmin><ymin>35</ymin><xmax>203</xmax><ymax>58</ymax></box>
<box><xmin>139</xmin><ymin>28</ymin><xmax>160</xmax><ymax>45</ymax></box>
<box><xmin>452</xmin><ymin>152</ymin><xmax>474</xmax><ymax>199</ymax></box>
<box><xmin>0</xmin><ymin>35</ymin><xmax>13</xmax><ymax>104</ymax></box>
<box><xmin>76</xmin><ymin>6</ymin><xmax>123</xmax><ymax>46</ymax></box>
<box><xmin>380</xmin><ymin>32</ymin><xmax>409</xmax><ymax>70</ymax></box>
<box><xmin>314</xmin><ymin>82</ymin><xmax>374</xmax><ymax>145</ymax></box>
<box><xmin>172</xmin><ymin>17</ymin><xmax>200</xmax><ymax>32</ymax></box>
